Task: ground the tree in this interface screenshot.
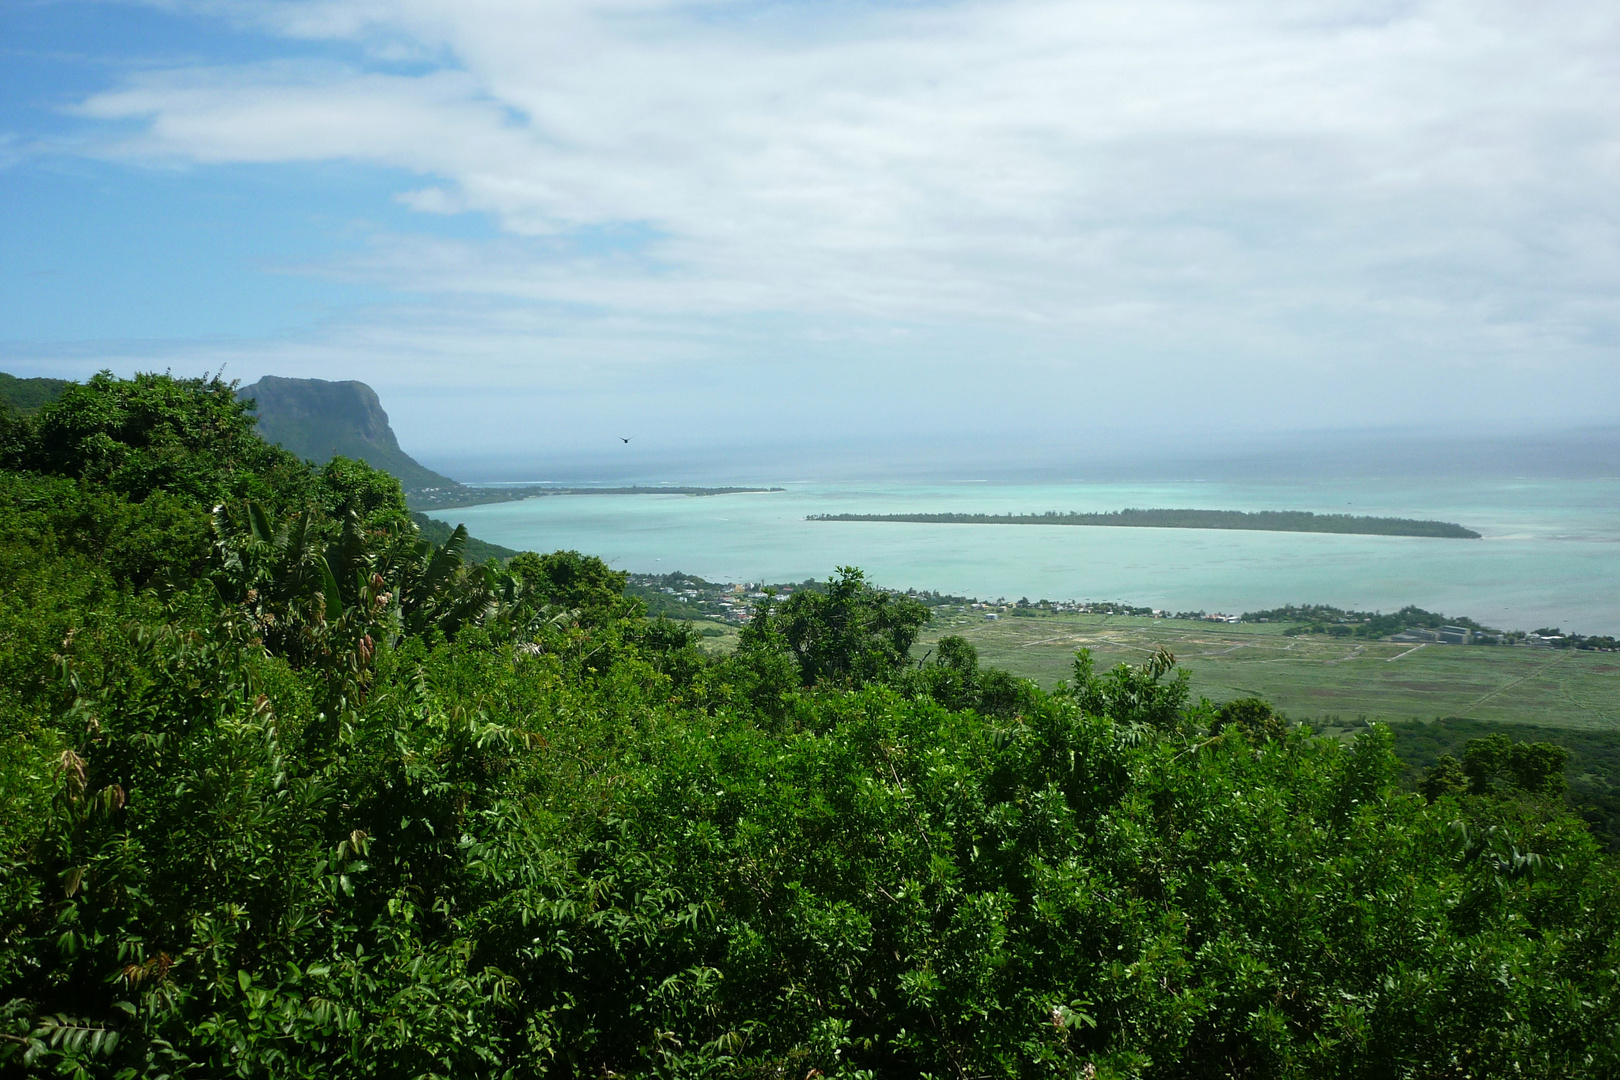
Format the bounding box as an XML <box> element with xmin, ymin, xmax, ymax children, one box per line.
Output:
<box><xmin>935</xmin><ymin>634</ymin><xmax>978</xmax><ymax>673</ymax></box>
<box><xmin>1419</xmin><ymin>754</ymin><xmax>1469</xmax><ymax>801</ymax></box>
<box><xmin>19</xmin><ymin>370</ymin><xmax>309</xmax><ymax>507</ymax></box>
<box><xmin>743</xmin><ymin>566</ymin><xmax>931</xmax><ymax>688</ymax></box>
<box><xmin>316</xmin><ymin>455</ymin><xmax>410</xmax><ymax>528</ymax></box>
<box><xmin>507</xmin><ymin>549</ymin><xmax>638</xmax><ymax>627</ymax></box>
<box><xmin>1209</xmin><ymin>696</ymin><xmax>1288</xmax><ymax>743</ymax></box>
<box><xmin>1065</xmin><ymin>645</ymin><xmax>1191</xmax><ymax>730</ymax></box>
<box><xmin>1463</xmin><ymin>732</ymin><xmax>1569</xmax><ymax>798</ymax></box>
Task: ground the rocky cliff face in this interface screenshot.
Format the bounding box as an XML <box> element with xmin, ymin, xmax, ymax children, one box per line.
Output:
<box><xmin>238</xmin><ymin>376</ymin><xmax>460</xmax><ymax>492</ymax></box>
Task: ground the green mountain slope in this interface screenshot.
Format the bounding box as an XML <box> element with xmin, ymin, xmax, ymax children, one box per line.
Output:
<box><xmin>0</xmin><ymin>372</ymin><xmax>73</xmax><ymax>415</ymax></box>
<box><xmin>410</xmin><ymin>511</ymin><xmax>517</xmax><ymax>564</ymax></box>
<box><xmin>238</xmin><ymin>376</ymin><xmax>459</xmax><ymax>493</ymax></box>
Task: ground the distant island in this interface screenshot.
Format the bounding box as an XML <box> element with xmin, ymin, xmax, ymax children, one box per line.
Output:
<box><xmin>808</xmin><ymin>508</ymin><xmax>1482</xmax><ymax>539</ymax></box>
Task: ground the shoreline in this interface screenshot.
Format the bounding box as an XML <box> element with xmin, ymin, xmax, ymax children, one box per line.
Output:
<box><xmin>411</xmin><ymin>483</ymin><xmax>785</xmax><ymax>511</ymax></box>
<box><xmin>625</xmin><ymin>570</ymin><xmax>1617</xmax><ymax>649</ymax></box>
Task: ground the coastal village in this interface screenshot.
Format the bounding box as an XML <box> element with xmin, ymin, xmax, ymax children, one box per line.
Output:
<box><xmin>625</xmin><ymin>572</ymin><xmax>1615</xmax><ymax>650</ymax></box>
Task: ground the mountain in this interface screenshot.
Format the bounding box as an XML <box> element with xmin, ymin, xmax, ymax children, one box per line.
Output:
<box><xmin>238</xmin><ymin>376</ymin><xmax>460</xmax><ymax>493</ymax></box>
<box><xmin>0</xmin><ymin>372</ymin><xmax>72</xmax><ymax>415</ymax></box>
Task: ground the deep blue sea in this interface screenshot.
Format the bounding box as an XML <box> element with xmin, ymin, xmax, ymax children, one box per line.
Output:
<box><xmin>445</xmin><ymin>476</ymin><xmax>1620</xmax><ymax>636</ymax></box>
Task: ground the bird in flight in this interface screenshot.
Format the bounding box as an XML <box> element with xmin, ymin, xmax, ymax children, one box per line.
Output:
<box><xmin>620</xmin><ymin>436</ymin><xmax>633</xmax><ymax>444</ymax></box>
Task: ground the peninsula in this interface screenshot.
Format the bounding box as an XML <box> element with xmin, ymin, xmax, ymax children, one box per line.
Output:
<box><xmin>807</xmin><ymin>508</ymin><xmax>1481</xmax><ymax>539</ymax></box>
<box><xmin>233</xmin><ymin>376</ymin><xmax>783</xmax><ymax>510</ymax></box>
<box><xmin>425</xmin><ymin>484</ymin><xmax>784</xmax><ymax>510</ymax></box>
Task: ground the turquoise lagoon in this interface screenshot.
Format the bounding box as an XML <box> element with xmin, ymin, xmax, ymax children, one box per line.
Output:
<box><xmin>448</xmin><ymin>477</ymin><xmax>1620</xmax><ymax>636</ymax></box>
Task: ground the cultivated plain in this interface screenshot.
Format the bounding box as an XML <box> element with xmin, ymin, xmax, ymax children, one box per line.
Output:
<box><xmin>916</xmin><ymin>612</ymin><xmax>1620</xmax><ymax>730</ymax></box>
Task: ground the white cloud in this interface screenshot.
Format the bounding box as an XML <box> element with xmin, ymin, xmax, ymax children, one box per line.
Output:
<box><xmin>54</xmin><ymin>0</ymin><xmax>1620</xmax><ymax>438</ymax></box>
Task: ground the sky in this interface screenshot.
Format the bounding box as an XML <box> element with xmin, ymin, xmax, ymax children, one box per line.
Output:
<box><xmin>2</xmin><ymin>0</ymin><xmax>1617</xmax><ymax>473</ymax></box>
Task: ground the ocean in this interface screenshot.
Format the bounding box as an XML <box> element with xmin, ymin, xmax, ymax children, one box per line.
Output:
<box><xmin>445</xmin><ymin>477</ymin><xmax>1620</xmax><ymax>636</ymax></box>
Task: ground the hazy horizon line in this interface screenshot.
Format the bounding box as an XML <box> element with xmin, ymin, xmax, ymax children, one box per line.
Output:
<box><xmin>420</xmin><ymin>423</ymin><xmax>1620</xmax><ymax>487</ymax></box>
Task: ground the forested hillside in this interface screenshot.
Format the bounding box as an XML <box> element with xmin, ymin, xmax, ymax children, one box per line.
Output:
<box><xmin>1</xmin><ymin>373</ymin><xmax>1617</xmax><ymax>1078</ymax></box>
<box><xmin>0</xmin><ymin>372</ymin><xmax>71</xmax><ymax>415</ymax></box>
<box><xmin>410</xmin><ymin>511</ymin><xmax>518</xmax><ymax>564</ymax></box>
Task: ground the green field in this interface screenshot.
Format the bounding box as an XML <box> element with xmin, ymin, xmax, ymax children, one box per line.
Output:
<box><xmin>663</xmin><ymin>606</ymin><xmax>1619</xmax><ymax>731</ymax></box>
<box><xmin>918</xmin><ymin>610</ymin><xmax>1620</xmax><ymax>731</ymax></box>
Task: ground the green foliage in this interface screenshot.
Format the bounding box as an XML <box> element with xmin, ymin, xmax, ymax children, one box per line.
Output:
<box><xmin>893</xmin><ymin>634</ymin><xmax>1043</xmax><ymax>719</ymax></box>
<box><xmin>935</xmin><ymin>634</ymin><xmax>978</xmax><ymax>673</ymax></box>
<box><xmin>1248</xmin><ymin>603</ymin><xmax>1498</xmax><ymax>639</ymax></box>
<box><xmin>317</xmin><ymin>456</ymin><xmax>410</xmax><ymax>528</ymax></box>
<box><xmin>1462</xmin><ymin>733</ymin><xmax>1569</xmax><ymax>798</ymax></box>
<box><xmin>1420</xmin><ymin>733</ymin><xmax>1571</xmax><ymax>808</ymax></box>
<box><xmin>1065</xmin><ymin>646</ymin><xmax>1192</xmax><ymax>733</ymax></box>
<box><xmin>0</xmin><ymin>472</ymin><xmax>212</xmax><ymax>591</ymax></box>
<box><xmin>9</xmin><ymin>370</ymin><xmax>310</xmax><ymax>508</ymax></box>
<box><xmin>743</xmin><ymin>567</ymin><xmax>932</xmax><ymax>689</ymax></box>
<box><xmin>0</xmin><ymin>371</ymin><xmax>72</xmax><ymax>415</ymax></box>
<box><xmin>410</xmin><ymin>512</ymin><xmax>518</xmax><ymax>564</ymax></box>
<box><xmin>1392</xmin><ymin>717</ymin><xmax>1620</xmax><ymax>850</ymax></box>
<box><xmin>1418</xmin><ymin>753</ymin><xmax>1470</xmax><ymax>802</ymax></box>
<box><xmin>507</xmin><ymin>549</ymin><xmax>640</xmax><ymax>627</ymax></box>
<box><xmin>2</xmin><ymin>371</ymin><xmax>1618</xmax><ymax>1078</ymax></box>
<box><xmin>1209</xmin><ymin>697</ymin><xmax>1289</xmax><ymax>744</ymax></box>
